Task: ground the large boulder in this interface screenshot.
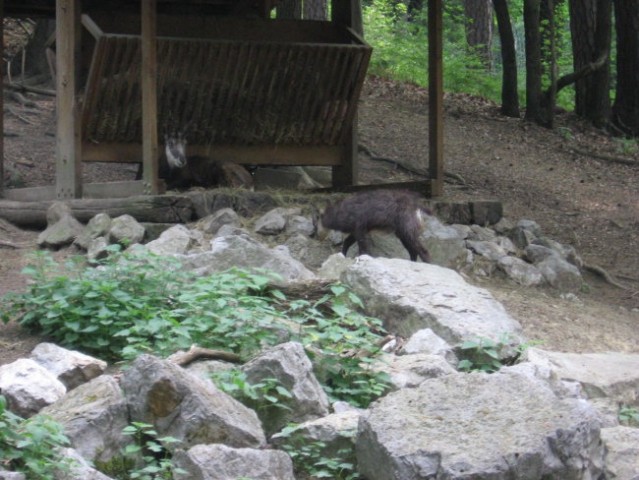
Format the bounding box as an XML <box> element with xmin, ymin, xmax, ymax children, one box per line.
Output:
<box><xmin>601</xmin><ymin>426</ymin><xmax>639</xmax><ymax>480</ymax></box>
<box><xmin>173</xmin><ymin>444</ymin><xmax>295</xmax><ymax>480</ymax></box>
<box><xmin>357</xmin><ymin>370</ymin><xmax>604</xmax><ymax>480</ymax></box>
<box><xmin>341</xmin><ymin>256</ymin><xmax>525</xmax><ymax>352</ymax></box>
<box><xmin>120</xmin><ymin>354</ymin><xmax>265</xmax><ymax>449</ymax></box>
<box><xmin>40</xmin><ymin>375</ymin><xmax>129</xmax><ymax>463</ymax></box>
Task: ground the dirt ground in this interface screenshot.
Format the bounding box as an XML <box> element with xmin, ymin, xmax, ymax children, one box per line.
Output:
<box><xmin>1</xmin><ymin>76</ymin><xmax>638</xmax><ymax>367</ymax></box>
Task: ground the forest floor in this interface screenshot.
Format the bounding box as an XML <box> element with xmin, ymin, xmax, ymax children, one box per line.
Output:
<box><xmin>1</xmin><ymin>76</ymin><xmax>638</xmax><ymax>366</ymax></box>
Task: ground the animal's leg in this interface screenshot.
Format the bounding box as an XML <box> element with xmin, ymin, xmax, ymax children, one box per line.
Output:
<box><xmin>342</xmin><ymin>234</ymin><xmax>357</xmax><ymax>256</ymax></box>
<box><xmin>398</xmin><ymin>232</ymin><xmax>431</xmax><ymax>263</ymax></box>
<box><xmin>355</xmin><ymin>231</ymin><xmax>373</xmax><ymax>256</ymax></box>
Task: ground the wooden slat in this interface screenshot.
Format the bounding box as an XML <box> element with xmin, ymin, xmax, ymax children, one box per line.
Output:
<box><xmin>0</xmin><ymin>0</ymin><xmax>3</xmax><ymax>199</ymax></box>
<box><xmin>81</xmin><ymin>142</ymin><xmax>342</xmax><ymax>166</ymax></box>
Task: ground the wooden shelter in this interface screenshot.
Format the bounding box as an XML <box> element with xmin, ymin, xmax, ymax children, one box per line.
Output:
<box><xmin>0</xmin><ymin>0</ymin><xmax>444</xmax><ymax>201</ymax></box>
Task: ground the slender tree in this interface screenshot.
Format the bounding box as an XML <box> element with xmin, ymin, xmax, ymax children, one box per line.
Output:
<box><xmin>524</xmin><ymin>0</ymin><xmax>543</xmax><ymax>123</ymax></box>
<box><xmin>493</xmin><ymin>0</ymin><xmax>519</xmax><ymax>117</ymax></box>
<box><xmin>612</xmin><ymin>0</ymin><xmax>639</xmax><ymax>135</ymax></box>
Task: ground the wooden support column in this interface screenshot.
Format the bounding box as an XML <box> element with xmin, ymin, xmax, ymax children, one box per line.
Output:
<box><xmin>141</xmin><ymin>0</ymin><xmax>160</xmax><ymax>195</ymax></box>
<box><xmin>330</xmin><ymin>0</ymin><xmax>362</xmax><ymax>187</ymax></box>
<box><xmin>0</xmin><ymin>0</ymin><xmax>4</xmax><ymax>198</ymax></box>
<box><xmin>55</xmin><ymin>0</ymin><xmax>82</xmax><ymax>199</ymax></box>
<box><xmin>428</xmin><ymin>0</ymin><xmax>444</xmax><ymax>197</ymax></box>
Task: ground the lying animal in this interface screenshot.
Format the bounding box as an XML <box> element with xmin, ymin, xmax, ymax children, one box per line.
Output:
<box><xmin>319</xmin><ymin>189</ymin><xmax>432</xmax><ymax>262</ymax></box>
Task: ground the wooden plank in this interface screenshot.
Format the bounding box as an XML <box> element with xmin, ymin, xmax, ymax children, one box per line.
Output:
<box><xmin>314</xmin><ymin>180</ymin><xmax>433</xmax><ymax>196</ymax></box>
<box><xmin>141</xmin><ymin>0</ymin><xmax>160</xmax><ymax>194</ymax></box>
<box><xmin>3</xmin><ymin>181</ymin><xmax>164</xmax><ymax>202</ymax></box>
<box><xmin>82</xmin><ymin>143</ymin><xmax>343</xmax><ymax>166</ymax></box>
<box><xmin>428</xmin><ymin>0</ymin><xmax>444</xmax><ymax>197</ymax></box>
<box><xmin>55</xmin><ymin>0</ymin><xmax>82</xmax><ymax>199</ymax></box>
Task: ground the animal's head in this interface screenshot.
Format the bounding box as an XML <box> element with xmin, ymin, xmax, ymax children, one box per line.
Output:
<box><xmin>314</xmin><ymin>203</ymin><xmax>333</xmax><ymax>240</ymax></box>
<box><xmin>164</xmin><ymin>129</ymin><xmax>187</xmax><ymax>169</ymax></box>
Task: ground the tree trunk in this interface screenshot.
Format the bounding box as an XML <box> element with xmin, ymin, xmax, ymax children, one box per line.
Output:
<box><xmin>464</xmin><ymin>0</ymin><xmax>494</xmax><ymax>68</ymax></box>
<box><xmin>524</xmin><ymin>0</ymin><xmax>543</xmax><ymax>123</ymax></box>
<box><xmin>568</xmin><ymin>0</ymin><xmax>612</xmax><ymax>127</ymax></box>
<box><xmin>541</xmin><ymin>0</ymin><xmax>557</xmax><ymax>127</ymax></box>
<box><xmin>612</xmin><ymin>0</ymin><xmax>639</xmax><ymax>135</ymax></box>
<box><xmin>493</xmin><ymin>0</ymin><xmax>519</xmax><ymax>117</ymax></box>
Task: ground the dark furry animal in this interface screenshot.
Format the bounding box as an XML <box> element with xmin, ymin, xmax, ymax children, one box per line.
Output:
<box><xmin>136</xmin><ymin>132</ymin><xmax>253</xmax><ymax>190</ymax></box>
<box><xmin>319</xmin><ymin>189</ymin><xmax>432</xmax><ymax>262</ymax></box>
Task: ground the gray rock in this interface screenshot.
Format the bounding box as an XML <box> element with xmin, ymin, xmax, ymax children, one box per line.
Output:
<box><xmin>30</xmin><ymin>343</ymin><xmax>107</xmax><ymax>390</ymax></box>
<box><xmin>371</xmin><ymin>353</ymin><xmax>456</xmax><ymax>390</ymax></box>
<box><xmin>357</xmin><ymin>370</ymin><xmax>604</xmax><ymax>480</ymax></box>
<box><xmin>120</xmin><ymin>354</ymin><xmax>265</xmax><ymax>449</ymax></box>
<box><xmin>242</xmin><ymin>342</ymin><xmax>329</xmax><ymax>435</ymax></box>
<box><xmin>401</xmin><ymin>328</ymin><xmax>458</xmax><ymax>365</ymax></box>
<box><xmin>537</xmin><ymin>256</ymin><xmax>583</xmax><ymax>291</ymax></box>
<box><xmin>466</xmin><ymin>239</ymin><xmax>507</xmax><ymax>262</ymax></box>
<box><xmin>317</xmin><ymin>253</ymin><xmax>355</xmax><ymax>281</ymax></box>
<box><xmin>286</xmin><ymin>215</ymin><xmax>315</xmax><ymax>236</ymax></box>
<box><xmin>86</xmin><ymin>236</ymin><xmax>110</xmax><ymax>263</ymax></box>
<box><xmin>41</xmin><ymin>376</ymin><xmax>129</xmax><ymax>463</ymax></box>
<box><xmin>497</xmin><ymin>256</ymin><xmax>545</xmax><ymax>287</ymax></box>
<box><xmin>0</xmin><ymin>471</ymin><xmax>25</xmax><ymax>480</ymax></box>
<box><xmin>215</xmin><ymin>223</ymin><xmax>249</xmax><ymax>237</ymax></box>
<box><xmin>145</xmin><ymin>224</ymin><xmax>196</xmax><ymax>255</ymax></box>
<box><xmin>524</xmin><ymin>244</ymin><xmax>558</xmax><ymax>264</ymax></box>
<box><xmin>284</xmin><ymin>234</ymin><xmax>334</xmax><ymax>270</ymax></box>
<box><xmin>601</xmin><ymin>426</ymin><xmax>639</xmax><ymax>480</ymax></box>
<box><xmin>523</xmin><ymin>349</ymin><xmax>639</xmax><ymax>424</ymax></box>
<box><xmin>509</xmin><ymin>219</ymin><xmax>541</xmax><ymax>249</ymax></box>
<box><xmin>108</xmin><ymin>214</ymin><xmax>145</xmax><ymax>246</ymax></box>
<box><xmin>492</xmin><ymin>217</ymin><xmax>515</xmax><ymax>235</ymax></box>
<box><xmin>534</xmin><ymin>237</ymin><xmax>583</xmax><ymax>268</ymax></box>
<box><xmin>341</xmin><ymin>257</ymin><xmax>525</xmax><ymax>351</ymax></box>
<box><xmin>178</xmin><ymin>234</ymin><xmax>315</xmax><ymax>284</ymax></box>
<box><xmin>174</xmin><ymin>444</ymin><xmax>295</xmax><ymax>480</ymax></box>
<box><xmin>74</xmin><ymin>213</ymin><xmax>112</xmax><ymax>250</ymax></box>
<box><xmin>0</xmin><ymin>358</ymin><xmax>66</xmax><ymax>417</ymax></box>
<box><xmin>271</xmin><ymin>411</ymin><xmax>360</xmax><ymax>466</ymax></box>
<box><xmin>195</xmin><ymin>208</ymin><xmax>240</xmax><ymax>235</ymax></box>
<box><xmin>254</xmin><ymin>207</ymin><xmax>301</xmax><ymax>235</ymax></box>
<box><xmin>46</xmin><ymin>201</ymin><xmax>73</xmax><ymax>225</ymax></box>
<box><xmin>421</xmin><ymin>216</ymin><xmax>470</xmax><ymax>269</ymax></box>
<box><xmin>38</xmin><ymin>214</ymin><xmax>84</xmax><ymax>249</ymax></box>
<box><xmin>55</xmin><ymin>448</ymin><xmax>114</xmax><ymax>480</ymax></box>
<box><xmin>468</xmin><ymin>225</ymin><xmax>497</xmax><ymax>241</ymax></box>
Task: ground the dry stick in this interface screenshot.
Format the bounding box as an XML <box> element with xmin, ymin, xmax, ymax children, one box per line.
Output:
<box><xmin>358</xmin><ymin>143</ymin><xmax>467</xmax><ymax>185</ymax></box>
<box><xmin>567</xmin><ymin>147</ymin><xmax>639</xmax><ymax>167</ymax></box>
<box><xmin>167</xmin><ymin>345</ymin><xmax>242</xmax><ymax>367</ymax></box>
<box><xmin>4</xmin><ymin>82</ymin><xmax>56</xmax><ymax>97</ymax></box>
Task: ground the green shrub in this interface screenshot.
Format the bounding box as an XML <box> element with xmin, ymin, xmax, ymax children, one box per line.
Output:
<box><xmin>0</xmin><ymin>395</ymin><xmax>72</xmax><ymax>479</ymax></box>
<box><xmin>1</xmin><ymin>250</ymin><xmax>390</xmax><ymax>408</ymax></box>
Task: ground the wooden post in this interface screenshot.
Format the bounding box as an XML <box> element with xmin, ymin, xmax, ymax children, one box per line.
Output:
<box><xmin>330</xmin><ymin>0</ymin><xmax>362</xmax><ymax>187</ymax></box>
<box><xmin>0</xmin><ymin>0</ymin><xmax>4</xmax><ymax>198</ymax></box>
<box><xmin>55</xmin><ymin>0</ymin><xmax>82</xmax><ymax>199</ymax></box>
<box><xmin>141</xmin><ymin>0</ymin><xmax>160</xmax><ymax>195</ymax></box>
<box><xmin>428</xmin><ymin>0</ymin><xmax>444</xmax><ymax>197</ymax></box>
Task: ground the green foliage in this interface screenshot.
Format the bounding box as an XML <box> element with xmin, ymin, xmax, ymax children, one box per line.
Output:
<box><xmin>0</xmin><ymin>395</ymin><xmax>72</xmax><ymax>479</ymax></box>
<box><xmin>212</xmin><ymin>370</ymin><xmax>293</xmax><ymax>414</ymax></box>
<box><xmin>1</xmin><ymin>250</ymin><xmax>389</xmax><ymax>408</ymax></box>
<box><xmin>457</xmin><ymin>337</ymin><xmax>504</xmax><ymax>373</ymax></box>
<box><xmin>277</xmin><ymin>425</ymin><xmax>358</xmax><ymax>480</ymax></box>
<box><xmin>96</xmin><ymin>422</ymin><xmax>185</xmax><ymax>480</ymax></box>
<box><xmin>618</xmin><ymin>405</ymin><xmax>639</xmax><ymax>427</ymax></box>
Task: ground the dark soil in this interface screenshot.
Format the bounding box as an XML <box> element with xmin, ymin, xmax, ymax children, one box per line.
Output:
<box><xmin>1</xmin><ymin>76</ymin><xmax>638</xmax><ymax>366</ymax></box>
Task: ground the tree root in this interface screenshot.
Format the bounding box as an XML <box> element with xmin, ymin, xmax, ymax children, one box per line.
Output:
<box><xmin>582</xmin><ymin>262</ymin><xmax>632</xmax><ymax>291</ymax></box>
<box><xmin>568</xmin><ymin>147</ymin><xmax>639</xmax><ymax>167</ymax></box>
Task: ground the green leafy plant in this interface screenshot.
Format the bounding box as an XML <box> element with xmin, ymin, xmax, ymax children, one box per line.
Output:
<box><xmin>2</xmin><ymin>251</ymin><xmax>390</xmax><ymax>408</ymax></box>
<box><xmin>96</xmin><ymin>422</ymin><xmax>185</xmax><ymax>480</ymax></box>
<box><xmin>277</xmin><ymin>425</ymin><xmax>358</xmax><ymax>480</ymax></box>
<box><xmin>618</xmin><ymin>405</ymin><xmax>639</xmax><ymax>427</ymax></box>
<box><xmin>457</xmin><ymin>336</ymin><xmax>511</xmax><ymax>373</ymax></box>
<box><xmin>0</xmin><ymin>395</ymin><xmax>72</xmax><ymax>480</ymax></box>
<box><xmin>212</xmin><ymin>369</ymin><xmax>293</xmax><ymax>414</ymax></box>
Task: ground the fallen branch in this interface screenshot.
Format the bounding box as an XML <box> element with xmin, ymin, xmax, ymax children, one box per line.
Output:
<box><xmin>167</xmin><ymin>345</ymin><xmax>242</xmax><ymax>367</ymax></box>
<box><xmin>582</xmin><ymin>262</ymin><xmax>631</xmax><ymax>291</ymax></box>
<box><xmin>4</xmin><ymin>82</ymin><xmax>56</xmax><ymax>97</ymax></box>
<box><xmin>0</xmin><ymin>239</ymin><xmax>35</xmax><ymax>249</ymax></box>
<box><xmin>568</xmin><ymin>147</ymin><xmax>639</xmax><ymax>167</ymax></box>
